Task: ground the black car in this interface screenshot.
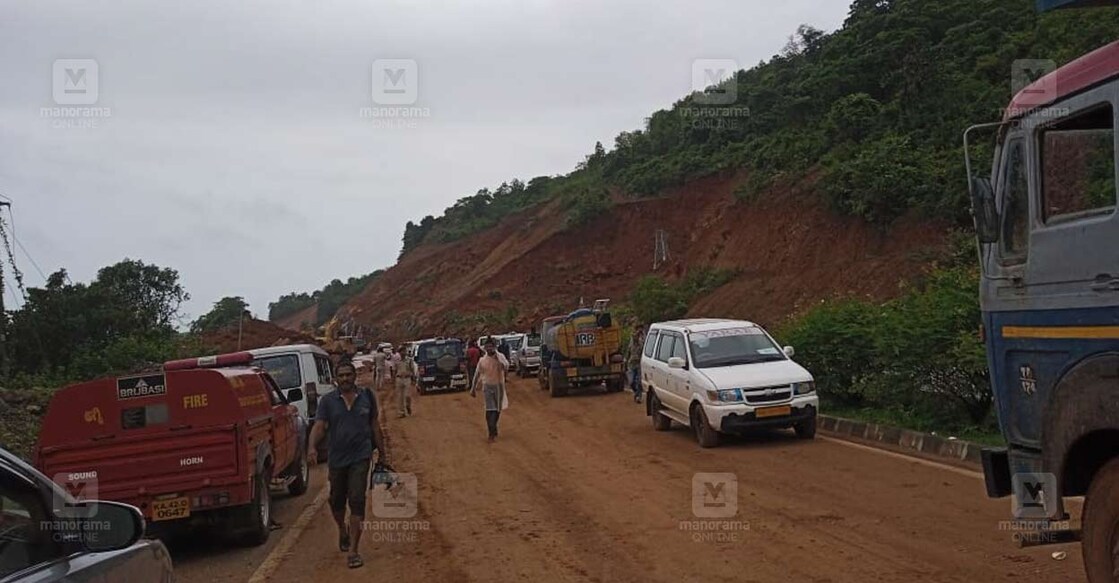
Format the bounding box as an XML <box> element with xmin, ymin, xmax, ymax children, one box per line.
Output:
<box><xmin>414</xmin><ymin>338</ymin><xmax>468</xmax><ymax>394</ymax></box>
<box><xmin>0</xmin><ymin>446</ymin><xmax>173</xmax><ymax>582</ymax></box>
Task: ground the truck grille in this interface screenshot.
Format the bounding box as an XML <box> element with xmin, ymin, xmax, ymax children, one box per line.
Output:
<box><xmin>743</xmin><ymin>385</ymin><xmax>792</xmax><ymax>404</ymax></box>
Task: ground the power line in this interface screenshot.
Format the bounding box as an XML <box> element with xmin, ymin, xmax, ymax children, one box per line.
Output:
<box><xmin>13</xmin><ymin>237</ymin><xmax>47</xmax><ymax>282</ymax></box>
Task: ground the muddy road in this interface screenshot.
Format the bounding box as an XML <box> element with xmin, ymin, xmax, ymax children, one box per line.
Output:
<box><xmin>176</xmin><ymin>376</ymin><xmax>1085</xmax><ymax>582</ymax></box>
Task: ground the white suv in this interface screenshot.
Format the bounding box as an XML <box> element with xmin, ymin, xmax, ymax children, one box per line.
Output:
<box><xmin>642</xmin><ymin>318</ymin><xmax>818</xmax><ymax>447</ymax></box>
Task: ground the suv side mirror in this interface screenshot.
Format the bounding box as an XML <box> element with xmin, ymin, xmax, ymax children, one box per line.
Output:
<box><xmin>969</xmin><ymin>175</ymin><xmax>999</xmax><ymax>244</ymax></box>
<box><xmin>668</xmin><ymin>357</ymin><xmax>687</xmax><ymax>369</ymax></box>
<box><xmin>783</xmin><ymin>346</ymin><xmax>795</xmax><ymax>358</ymax></box>
<box><xmin>287</xmin><ymin>388</ymin><xmax>304</xmax><ymax>403</ymax></box>
<box><xmin>78</xmin><ymin>501</ymin><xmax>145</xmax><ymax>552</ymax></box>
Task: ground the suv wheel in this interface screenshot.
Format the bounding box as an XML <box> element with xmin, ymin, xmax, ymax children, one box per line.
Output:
<box><xmin>691</xmin><ymin>405</ymin><xmax>720</xmax><ymax>448</ymax></box>
<box><xmin>288</xmin><ymin>450</ymin><xmax>309</xmax><ymax>496</ymax></box>
<box><xmin>794</xmin><ymin>417</ymin><xmax>817</xmax><ymax>440</ymax></box>
<box><xmin>1083</xmin><ymin>457</ymin><xmax>1119</xmax><ymax>583</ymax></box>
<box><xmin>650</xmin><ymin>393</ymin><xmax>672</xmax><ymax>431</ymax></box>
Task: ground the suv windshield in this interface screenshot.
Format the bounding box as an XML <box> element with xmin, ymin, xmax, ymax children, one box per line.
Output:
<box><xmin>688</xmin><ymin>327</ymin><xmax>786</xmax><ymax>368</ymax></box>
<box><xmin>526</xmin><ymin>334</ymin><xmax>541</xmax><ymax>347</ymax></box>
<box><xmin>502</xmin><ymin>336</ymin><xmax>524</xmax><ymax>350</ymax></box>
<box><xmin>418</xmin><ymin>341</ymin><xmax>464</xmax><ymax>361</ymax></box>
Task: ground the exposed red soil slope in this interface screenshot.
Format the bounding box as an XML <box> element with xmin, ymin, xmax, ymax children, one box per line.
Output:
<box><xmin>340</xmin><ymin>173</ymin><xmax>950</xmax><ymax>341</ymax></box>
<box><xmin>199</xmin><ymin>318</ymin><xmax>316</xmax><ymax>353</ymax></box>
<box><xmin>272</xmin><ymin>302</ymin><xmax>318</xmax><ymax>332</ymax></box>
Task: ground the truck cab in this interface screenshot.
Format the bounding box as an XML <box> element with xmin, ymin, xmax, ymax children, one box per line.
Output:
<box><xmin>965</xmin><ymin>38</ymin><xmax>1119</xmax><ymax>581</ymax></box>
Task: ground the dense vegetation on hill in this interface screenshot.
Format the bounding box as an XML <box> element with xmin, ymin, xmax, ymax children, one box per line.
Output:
<box><xmin>268</xmin><ymin>270</ymin><xmax>384</xmax><ymax>328</ymax></box>
<box><xmin>400</xmin><ymin>0</ymin><xmax>1119</xmax><ymax>256</ymax></box>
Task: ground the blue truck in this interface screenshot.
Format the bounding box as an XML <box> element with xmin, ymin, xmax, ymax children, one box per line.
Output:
<box><xmin>964</xmin><ymin>3</ymin><xmax>1119</xmax><ymax>580</ymax></box>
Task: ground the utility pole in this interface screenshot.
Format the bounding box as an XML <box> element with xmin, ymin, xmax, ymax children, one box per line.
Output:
<box><xmin>0</xmin><ymin>201</ymin><xmax>11</xmax><ymax>379</ymax></box>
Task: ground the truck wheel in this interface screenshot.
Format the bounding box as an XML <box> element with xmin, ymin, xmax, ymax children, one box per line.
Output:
<box><xmin>691</xmin><ymin>405</ymin><xmax>720</xmax><ymax>448</ymax></box>
<box><xmin>1082</xmin><ymin>457</ymin><xmax>1119</xmax><ymax>583</ymax></box>
<box><xmin>794</xmin><ymin>417</ymin><xmax>817</xmax><ymax>440</ymax></box>
<box><xmin>650</xmin><ymin>393</ymin><xmax>672</xmax><ymax>431</ymax></box>
<box><xmin>605</xmin><ymin>378</ymin><xmax>624</xmax><ymax>393</ymax></box>
<box><xmin>240</xmin><ymin>469</ymin><xmax>272</xmax><ymax>546</ymax></box>
<box><xmin>288</xmin><ymin>451</ymin><xmax>309</xmax><ymax>496</ymax></box>
<box><xmin>549</xmin><ymin>379</ymin><xmax>567</xmax><ymax>398</ymax></box>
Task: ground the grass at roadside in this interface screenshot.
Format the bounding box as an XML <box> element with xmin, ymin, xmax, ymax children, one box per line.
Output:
<box><xmin>823</xmin><ymin>403</ymin><xmax>1005</xmax><ymax>447</ymax></box>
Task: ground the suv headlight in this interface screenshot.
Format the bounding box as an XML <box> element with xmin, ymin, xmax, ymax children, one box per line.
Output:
<box><xmin>793</xmin><ymin>381</ymin><xmax>816</xmax><ymax>395</ymax></box>
<box><xmin>705</xmin><ymin>388</ymin><xmax>744</xmax><ymax>403</ymax></box>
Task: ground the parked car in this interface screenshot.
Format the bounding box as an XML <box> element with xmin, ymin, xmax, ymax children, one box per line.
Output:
<box><xmin>414</xmin><ymin>338</ymin><xmax>468</xmax><ymax>394</ymax></box>
<box><xmin>249</xmin><ymin>344</ymin><xmax>335</xmax><ymax>423</ymax></box>
<box><xmin>643</xmin><ymin>318</ymin><xmax>818</xmax><ymax>448</ymax></box>
<box><xmin>513</xmin><ymin>332</ymin><xmax>542</xmax><ymax>377</ymax></box>
<box><xmin>34</xmin><ymin>351</ymin><xmax>309</xmax><ymax>546</ymax></box>
<box><xmin>0</xmin><ymin>446</ymin><xmax>173</xmax><ymax>582</ymax></box>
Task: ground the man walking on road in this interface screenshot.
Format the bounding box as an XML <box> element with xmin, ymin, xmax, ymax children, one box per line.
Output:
<box><xmin>373</xmin><ymin>348</ymin><xmax>388</xmax><ymax>388</ymax></box>
<box><xmin>308</xmin><ymin>361</ymin><xmax>391</xmax><ymax>570</ymax></box>
<box><xmin>465</xmin><ymin>338</ymin><xmax>482</xmax><ymax>389</ymax></box>
<box><xmin>470</xmin><ymin>337</ymin><xmax>508</xmax><ymax>442</ymax></box>
<box><xmin>390</xmin><ymin>345</ymin><xmax>415</xmax><ymax>418</ymax></box>
<box><xmin>627</xmin><ymin>324</ymin><xmax>645</xmax><ymax>403</ymax></box>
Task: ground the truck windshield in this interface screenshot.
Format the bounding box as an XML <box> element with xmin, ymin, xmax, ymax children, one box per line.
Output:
<box><xmin>419</xmin><ymin>342</ymin><xmax>463</xmax><ymax>361</ymax></box>
<box><xmin>688</xmin><ymin>328</ymin><xmax>786</xmax><ymax>368</ymax></box>
<box><xmin>254</xmin><ymin>355</ymin><xmax>301</xmax><ymax>389</ymax></box>
<box><xmin>503</xmin><ymin>337</ymin><xmax>524</xmax><ymax>350</ymax></box>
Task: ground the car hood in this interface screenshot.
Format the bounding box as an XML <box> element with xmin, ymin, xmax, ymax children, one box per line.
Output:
<box><xmin>696</xmin><ymin>359</ymin><xmax>812</xmax><ymax>390</ymax></box>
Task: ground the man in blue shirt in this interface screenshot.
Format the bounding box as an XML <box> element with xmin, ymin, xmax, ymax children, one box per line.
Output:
<box><xmin>308</xmin><ymin>360</ymin><xmax>390</xmax><ymax>569</ymax></box>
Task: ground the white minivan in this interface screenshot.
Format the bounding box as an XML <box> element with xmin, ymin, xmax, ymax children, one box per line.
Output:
<box><xmin>642</xmin><ymin>318</ymin><xmax>818</xmax><ymax>447</ymax></box>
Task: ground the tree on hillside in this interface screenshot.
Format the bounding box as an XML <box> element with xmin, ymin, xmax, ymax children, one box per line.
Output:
<box><xmin>4</xmin><ymin>259</ymin><xmax>189</xmax><ymax>381</ymax></box>
<box><xmin>191</xmin><ymin>296</ymin><xmax>250</xmax><ymax>333</ymax></box>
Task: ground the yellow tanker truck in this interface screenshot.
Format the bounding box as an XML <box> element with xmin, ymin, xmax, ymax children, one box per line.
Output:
<box><xmin>538</xmin><ymin>299</ymin><xmax>626</xmax><ymax>397</ymax></box>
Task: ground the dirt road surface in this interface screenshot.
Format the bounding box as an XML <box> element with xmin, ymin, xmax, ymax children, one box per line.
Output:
<box><xmin>176</xmin><ymin>376</ymin><xmax>1086</xmax><ymax>583</ymax></box>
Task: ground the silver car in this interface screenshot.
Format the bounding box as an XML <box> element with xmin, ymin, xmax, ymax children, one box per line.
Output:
<box><xmin>0</xmin><ymin>448</ymin><xmax>173</xmax><ymax>582</ymax></box>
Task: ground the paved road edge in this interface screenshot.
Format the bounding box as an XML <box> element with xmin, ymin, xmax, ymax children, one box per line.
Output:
<box><xmin>247</xmin><ymin>480</ymin><xmax>331</xmax><ymax>583</ymax></box>
<box><xmin>818</xmin><ymin>414</ymin><xmax>984</xmax><ymax>467</ymax></box>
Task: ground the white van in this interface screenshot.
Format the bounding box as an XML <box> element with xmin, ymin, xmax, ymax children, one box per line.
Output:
<box><xmin>249</xmin><ymin>344</ymin><xmax>336</xmax><ymax>422</ymax></box>
<box><xmin>642</xmin><ymin>319</ymin><xmax>818</xmax><ymax>447</ymax></box>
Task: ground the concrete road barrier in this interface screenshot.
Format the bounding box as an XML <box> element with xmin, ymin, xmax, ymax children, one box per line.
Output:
<box><xmin>819</xmin><ymin>414</ymin><xmax>983</xmax><ymax>466</ymax></box>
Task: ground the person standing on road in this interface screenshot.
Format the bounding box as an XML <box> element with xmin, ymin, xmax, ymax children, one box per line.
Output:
<box><xmin>308</xmin><ymin>361</ymin><xmax>391</xmax><ymax>570</ymax></box>
<box><xmin>470</xmin><ymin>337</ymin><xmax>508</xmax><ymax>442</ymax></box>
<box><xmin>626</xmin><ymin>325</ymin><xmax>646</xmax><ymax>403</ymax></box>
<box><xmin>465</xmin><ymin>339</ymin><xmax>482</xmax><ymax>389</ymax></box>
<box><xmin>373</xmin><ymin>348</ymin><xmax>388</xmax><ymax>388</ymax></box>
<box><xmin>390</xmin><ymin>345</ymin><xmax>415</xmax><ymax>418</ymax></box>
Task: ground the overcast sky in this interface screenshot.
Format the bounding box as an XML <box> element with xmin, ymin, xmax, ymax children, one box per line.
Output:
<box><xmin>0</xmin><ymin>0</ymin><xmax>849</xmax><ymax>323</ymax></box>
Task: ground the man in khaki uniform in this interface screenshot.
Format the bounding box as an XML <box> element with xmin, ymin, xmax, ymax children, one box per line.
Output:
<box><xmin>373</xmin><ymin>348</ymin><xmax>388</xmax><ymax>388</ymax></box>
<box><xmin>390</xmin><ymin>345</ymin><xmax>415</xmax><ymax>418</ymax></box>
